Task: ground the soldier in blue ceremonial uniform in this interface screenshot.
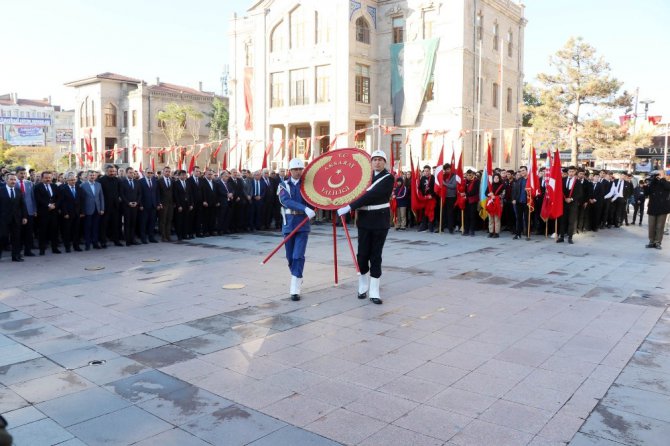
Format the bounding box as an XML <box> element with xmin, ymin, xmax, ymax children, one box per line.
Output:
<box><xmin>278</xmin><ymin>158</ymin><xmax>316</xmax><ymax>300</ymax></box>
<box><xmin>338</xmin><ymin>150</ymin><xmax>395</xmax><ymax>304</ymax></box>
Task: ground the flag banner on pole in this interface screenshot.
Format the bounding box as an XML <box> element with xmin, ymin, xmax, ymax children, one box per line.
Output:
<box><xmin>526</xmin><ymin>146</ymin><xmax>540</xmax><ymax>212</ymax></box>
<box><xmin>433</xmin><ymin>143</ymin><xmax>445</xmax><ymax>200</ymax></box>
<box><xmin>244</xmin><ymin>67</ymin><xmax>254</xmax><ymax>131</ymax></box>
<box><xmin>390</xmin><ymin>38</ymin><xmax>440</xmax><ymax>126</ymax></box>
<box><xmin>455</xmin><ymin>149</ymin><xmax>465</xmax><ymax>210</ymax></box>
<box><xmin>479</xmin><ymin>139</ymin><xmax>493</xmax><ymax>220</ymax></box>
<box><xmin>540</xmin><ymin>148</ymin><xmax>564</xmax><ymax>221</ymax></box>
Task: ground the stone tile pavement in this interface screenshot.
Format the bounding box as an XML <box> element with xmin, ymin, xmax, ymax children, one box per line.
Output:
<box><xmin>0</xmin><ymin>223</ymin><xmax>668</xmax><ymax>445</ymax></box>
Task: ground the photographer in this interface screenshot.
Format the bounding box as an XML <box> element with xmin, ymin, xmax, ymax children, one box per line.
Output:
<box><xmin>644</xmin><ymin>170</ymin><xmax>670</xmax><ymax>249</ymax></box>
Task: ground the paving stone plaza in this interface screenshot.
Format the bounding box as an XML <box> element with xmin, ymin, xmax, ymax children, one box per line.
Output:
<box><xmin>1</xmin><ymin>224</ymin><xmax>668</xmax><ymax>445</ymax></box>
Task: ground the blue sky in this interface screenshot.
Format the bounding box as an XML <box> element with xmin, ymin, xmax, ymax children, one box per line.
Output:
<box><xmin>1</xmin><ymin>0</ymin><xmax>667</xmax><ymax>121</ymax></box>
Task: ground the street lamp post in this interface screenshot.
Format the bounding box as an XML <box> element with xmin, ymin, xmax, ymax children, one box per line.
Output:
<box><xmin>640</xmin><ymin>99</ymin><xmax>655</xmax><ymax>121</ymax></box>
<box><xmin>369</xmin><ymin>111</ymin><xmax>379</xmax><ymax>154</ymax></box>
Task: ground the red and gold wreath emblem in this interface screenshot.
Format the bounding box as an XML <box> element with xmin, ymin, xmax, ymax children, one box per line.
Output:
<box><xmin>301</xmin><ymin>148</ymin><xmax>372</xmax><ymax>210</ymax></box>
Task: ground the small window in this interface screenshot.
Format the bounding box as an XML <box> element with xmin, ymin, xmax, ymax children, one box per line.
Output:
<box><xmin>356</xmin><ymin>17</ymin><xmax>370</xmax><ymax>44</ymax></box>
<box><xmin>476</xmin><ymin>13</ymin><xmax>483</xmax><ymax>41</ymax></box>
<box><xmin>132</xmin><ymin>110</ymin><xmax>137</xmax><ymax>127</ymax></box>
<box><xmin>245</xmin><ymin>42</ymin><xmax>253</xmax><ymax>67</ymax></box>
<box><xmin>91</xmin><ymin>101</ymin><xmax>96</xmax><ymax>127</ymax></box>
<box><xmin>270</xmin><ymin>21</ymin><xmax>285</xmax><ymax>53</ymax></box>
<box><xmin>507</xmin><ymin>30</ymin><xmax>513</xmax><ymax>57</ymax></box>
<box><xmin>123</xmin><ymin>110</ymin><xmax>128</xmax><ymax>128</ymax></box>
<box><xmin>493</xmin><ymin>22</ymin><xmax>499</xmax><ymax>51</ymax></box>
<box><xmin>290</xmin><ymin>68</ymin><xmax>308</xmax><ymax>106</ymax></box>
<box><xmin>315</xmin><ymin>65</ymin><xmax>330</xmax><ymax>103</ymax></box>
<box><xmin>492</xmin><ymin>82</ymin><xmax>499</xmax><ymax>108</ymax></box>
<box><xmin>104</xmin><ymin>103</ymin><xmax>117</xmax><ymax>127</ymax></box>
<box><xmin>355</xmin><ymin>64</ymin><xmax>370</xmax><ymax>104</ymax></box>
<box><xmin>506</xmin><ymin>87</ymin><xmax>513</xmax><ymax>113</ymax></box>
<box><xmin>271</xmin><ymin>72</ymin><xmax>285</xmax><ymax>108</ymax></box>
<box><xmin>392</xmin><ymin>17</ymin><xmax>404</xmax><ymax>44</ymax></box>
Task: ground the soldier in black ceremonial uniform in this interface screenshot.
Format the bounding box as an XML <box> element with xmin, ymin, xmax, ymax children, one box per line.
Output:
<box><xmin>337</xmin><ymin>150</ymin><xmax>395</xmax><ymax>304</ymax></box>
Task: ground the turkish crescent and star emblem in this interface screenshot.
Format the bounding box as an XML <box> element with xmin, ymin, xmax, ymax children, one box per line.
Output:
<box><xmin>301</xmin><ymin>148</ymin><xmax>372</xmax><ymax>210</ymax></box>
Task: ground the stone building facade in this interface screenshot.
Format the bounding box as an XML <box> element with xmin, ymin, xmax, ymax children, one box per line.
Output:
<box><xmin>66</xmin><ymin>73</ymin><xmax>226</xmax><ymax>171</ymax></box>
<box><xmin>228</xmin><ymin>0</ymin><xmax>525</xmax><ymax>170</ymax></box>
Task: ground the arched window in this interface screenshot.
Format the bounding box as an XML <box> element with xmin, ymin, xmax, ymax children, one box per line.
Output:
<box><xmin>91</xmin><ymin>100</ymin><xmax>96</xmax><ymax>126</ymax></box>
<box><xmin>80</xmin><ymin>101</ymin><xmax>86</xmax><ymax>127</ymax></box>
<box><xmin>104</xmin><ymin>103</ymin><xmax>117</xmax><ymax>127</ymax></box>
<box><xmin>356</xmin><ymin>17</ymin><xmax>370</xmax><ymax>44</ymax></box>
<box><xmin>270</xmin><ymin>21</ymin><xmax>285</xmax><ymax>53</ymax></box>
<box><xmin>290</xmin><ymin>6</ymin><xmax>305</xmax><ymax>49</ymax></box>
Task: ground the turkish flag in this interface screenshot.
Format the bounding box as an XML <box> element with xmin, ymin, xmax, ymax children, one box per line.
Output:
<box><xmin>540</xmin><ymin>149</ymin><xmax>564</xmax><ymax>220</ymax></box>
<box><xmin>454</xmin><ymin>150</ymin><xmax>466</xmax><ymax>210</ymax></box>
<box><xmin>433</xmin><ymin>144</ymin><xmax>445</xmax><ymax>200</ymax></box>
<box><xmin>526</xmin><ymin>146</ymin><xmax>540</xmax><ymax>211</ymax></box>
<box><xmin>188</xmin><ymin>155</ymin><xmax>196</xmax><ymax>174</ymax></box>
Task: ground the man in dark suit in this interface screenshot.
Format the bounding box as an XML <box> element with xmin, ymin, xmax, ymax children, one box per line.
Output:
<box><xmin>215</xmin><ymin>170</ymin><xmax>233</xmax><ymax>234</ymax></box>
<box><xmin>260</xmin><ymin>169</ymin><xmax>274</xmax><ymax>229</ymax></box>
<box><xmin>97</xmin><ymin>164</ymin><xmax>122</xmax><ymax>247</ymax></box>
<box><xmin>269</xmin><ymin>170</ymin><xmax>282</xmax><ymax>230</ymax></box>
<box><xmin>0</xmin><ymin>173</ymin><xmax>28</xmax><ymax>261</ymax></box>
<box><xmin>57</xmin><ymin>172</ymin><xmax>82</xmax><ymax>252</ymax></box>
<box><xmin>138</xmin><ymin>169</ymin><xmax>159</xmax><ymax>243</ymax></box>
<box><xmin>200</xmin><ymin>168</ymin><xmax>218</xmax><ymax>236</ymax></box>
<box><xmin>590</xmin><ymin>170</ymin><xmax>605</xmax><ymax>231</ymax></box>
<box><xmin>173</xmin><ymin>170</ymin><xmax>193</xmax><ymax>240</ymax></box>
<box><xmin>187</xmin><ymin>166</ymin><xmax>204</xmax><ymax>237</ymax></box>
<box><xmin>249</xmin><ymin>170</ymin><xmax>267</xmax><ymax>231</ymax></box>
<box><xmin>158</xmin><ymin>166</ymin><xmax>174</xmax><ymax>241</ymax></box>
<box><xmin>15</xmin><ymin>166</ymin><xmax>36</xmax><ymax>257</ymax></box>
<box><xmin>417</xmin><ymin>165</ymin><xmax>437</xmax><ymax>232</ymax></box>
<box><xmin>558</xmin><ymin>165</ymin><xmax>584</xmax><ymax>244</ymax></box>
<box><xmin>34</xmin><ymin>171</ymin><xmax>61</xmax><ymax>255</ymax></box>
<box><xmin>79</xmin><ymin>170</ymin><xmax>105</xmax><ymax>250</ymax></box>
<box><xmin>228</xmin><ymin>168</ymin><xmax>247</xmax><ymax>232</ymax></box>
<box><xmin>119</xmin><ymin>167</ymin><xmax>142</xmax><ymax>246</ymax></box>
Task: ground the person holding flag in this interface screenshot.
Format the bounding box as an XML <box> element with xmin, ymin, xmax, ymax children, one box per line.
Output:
<box><xmin>278</xmin><ymin>158</ymin><xmax>316</xmax><ymax>301</ymax></box>
<box><xmin>486</xmin><ymin>173</ymin><xmax>505</xmax><ymax>238</ymax></box>
<box><xmin>511</xmin><ymin>166</ymin><xmax>530</xmax><ymax>240</ymax></box>
<box><xmin>540</xmin><ymin>149</ymin><xmax>564</xmax><ymax>236</ymax></box>
<box><xmin>558</xmin><ymin>165</ymin><xmax>583</xmax><ymax>244</ymax></box>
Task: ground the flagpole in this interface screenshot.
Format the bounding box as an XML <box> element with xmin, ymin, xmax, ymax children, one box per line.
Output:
<box><xmin>260</xmin><ymin>217</ymin><xmax>310</xmax><ymax>265</ymax></box>
<box><xmin>340</xmin><ymin>216</ymin><xmax>360</xmax><ymax>274</ymax></box>
<box><xmin>439</xmin><ymin>199</ymin><xmax>443</xmax><ymax>233</ymax></box>
<box><xmin>332</xmin><ymin>212</ymin><xmax>338</xmax><ymax>285</ymax></box>
<box><xmin>461</xmin><ymin>210</ymin><xmax>465</xmax><ymax>234</ymax></box>
<box><xmin>475</xmin><ymin>39</ymin><xmax>482</xmax><ymax>170</ymax></box>
<box><xmin>527</xmin><ymin>206</ymin><xmax>531</xmax><ymax>240</ymax></box>
<box><xmin>499</xmin><ymin>36</ymin><xmax>504</xmax><ymax>167</ymax></box>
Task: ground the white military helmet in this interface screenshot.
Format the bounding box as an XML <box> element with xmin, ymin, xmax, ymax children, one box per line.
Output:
<box><xmin>288</xmin><ymin>158</ymin><xmax>305</xmax><ymax>169</ymax></box>
<box><xmin>371</xmin><ymin>150</ymin><xmax>387</xmax><ymax>162</ymax></box>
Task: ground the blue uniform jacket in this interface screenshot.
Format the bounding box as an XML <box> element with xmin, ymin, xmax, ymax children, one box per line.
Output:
<box><xmin>278</xmin><ymin>178</ymin><xmax>311</xmax><ymax>233</ymax></box>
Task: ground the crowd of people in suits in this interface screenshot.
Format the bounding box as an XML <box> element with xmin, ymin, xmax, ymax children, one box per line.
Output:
<box><xmin>1</xmin><ymin>160</ymin><xmax>669</xmax><ymax>264</ymax></box>
<box><xmin>390</xmin><ymin>163</ymin><xmax>670</xmax><ymax>248</ymax></box>
<box><xmin>0</xmin><ymin>163</ymin><xmax>289</xmax><ymax>262</ymax></box>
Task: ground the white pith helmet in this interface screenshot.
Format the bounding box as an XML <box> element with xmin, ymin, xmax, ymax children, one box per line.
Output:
<box><xmin>371</xmin><ymin>150</ymin><xmax>387</xmax><ymax>161</ymax></box>
<box><xmin>288</xmin><ymin>158</ymin><xmax>305</xmax><ymax>169</ymax></box>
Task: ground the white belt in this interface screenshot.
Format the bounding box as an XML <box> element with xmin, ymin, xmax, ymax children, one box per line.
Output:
<box><xmin>283</xmin><ymin>209</ymin><xmax>305</xmax><ymax>215</ymax></box>
<box><xmin>359</xmin><ymin>203</ymin><xmax>390</xmax><ymax>211</ymax></box>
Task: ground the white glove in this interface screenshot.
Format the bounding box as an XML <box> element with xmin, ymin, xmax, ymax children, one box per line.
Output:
<box><xmin>304</xmin><ymin>208</ymin><xmax>316</xmax><ymax>219</ymax></box>
<box><xmin>337</xmin><ymin>205</ymin><xmax>351</xmax><ymax>216</ymax></box>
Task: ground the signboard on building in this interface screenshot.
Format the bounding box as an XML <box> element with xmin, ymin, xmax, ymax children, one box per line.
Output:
<box><xmin>2</xmin><ymin>125</ymin><xmax>45</xmax><ymax>146</ymax></box>
<box><xmin>56</xmin><ymin>128</ymin><xmax>73</xmax><ymax>143</ymax></box>
<box><xmin>0</xmin><ymin>116</ymin><xmax>51</xmax><ymax>126</ymax></box>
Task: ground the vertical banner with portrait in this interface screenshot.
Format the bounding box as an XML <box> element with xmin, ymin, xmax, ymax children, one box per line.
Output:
<box><xmin>390</xmin><ymin>38</ymin><xmax>440</xmax><ymax>127</ymax></box>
